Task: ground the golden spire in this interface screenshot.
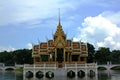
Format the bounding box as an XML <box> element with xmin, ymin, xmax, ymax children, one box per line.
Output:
<box><xmin>56</xmin><ymin>8</ymin><xmax>64</xmax><ymax>34</ymax></box>
<box><xmin>53</xmin><ymin>8</ymin><xmax>66</xmax><ymax>46</ymax></box>
<box><xmin>54</xmin><ymin>8</ymin><xmax>66</xmax><ymax>40</ymax></box>
<box><xmin>58</xmin><ymin>8</ymin><xmax>61</xmax><ymax>26</ymax></box>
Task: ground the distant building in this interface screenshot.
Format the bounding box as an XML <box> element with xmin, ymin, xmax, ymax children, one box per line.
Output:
<box><xmin>32</xmin><ymin>15</ymin><xmax>88</xmax><ymax>66</ymax></box>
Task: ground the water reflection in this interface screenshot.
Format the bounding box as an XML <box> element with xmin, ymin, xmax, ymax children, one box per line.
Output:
<box><xmin>0</xmin><ymin>70</ymin><xmax>120</xmax><ymax>80</ymax></box>
<box><xmin>98</xmin><ymin>70</ymin><xmax>120</xmax><ymax>80</ymax></box>
<box><xmin>0</xmin><ymin>71</ymin><xmax>23</xmax><ymax>80</ymax></box>
<box><xmin>24</xmin><ymin>75</ymin><xmax>97</xmax><ymax>80</ymax></box>
<box><xmin>25</xmin><ymin>76</ymin><xmax>97</xmax><ymax>80</ymax></box>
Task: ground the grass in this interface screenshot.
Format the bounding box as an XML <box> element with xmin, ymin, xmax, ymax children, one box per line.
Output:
<box><xmin>111</xmin><ymin>66</ymin><xmax>120</xmax><ymax>70</ymax></box>
<box><xmin>98</xmin><ymin>67</ymin><xmax>107</xmax><ymax>71</ymax></box>
<box><xmin>15</xmin><ymin>67</ymin><xmax>23</xmax><ymax>72</ymax></box>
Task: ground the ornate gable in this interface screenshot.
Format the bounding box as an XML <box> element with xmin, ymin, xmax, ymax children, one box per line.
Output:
<box><xmin>66</xmin><ymin>40</ymin><xmax>71</xmax><ymax>47</ymax></box>
<box><xmin>54</xmin><ymin>35</ymin><xmax>65</xmax><ymax>48</ymax></box>
<box><xmin>33</xmin><ymin>45</ymin><xmax>39</xmax><ymax>51</ymax></box>
<box><xmin>48</xmin><ymin>40</ymin><xmax>54</xmax><ymax>47</ymax></box>
<box><xmin>54</xmin><ymin>24</ymin><xmax>66</xmax><ymax>40</ymax></box>
<box><xmin>53</xmin><ymin>18</ymin><xmax>66</xmax><ymax>48</ymax></box>
<box><xmin>40</xmin><ymin>43</ymin><xmax>47</xmax><ymax>49</ymax></box>
<box><xmin>72</xmin><ymin>42</ymin><xmax>80</xmax><ymax>49</ymax></box>
<box><xmin>81</xmin><ymin>45</ymin><xmax>87</xmax><ymax>51</ymax></box>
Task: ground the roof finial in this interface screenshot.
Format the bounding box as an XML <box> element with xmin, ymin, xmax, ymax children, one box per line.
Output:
<box><xmin>58</xmin><ymin>8</ymin><xmax>61</xmax><ymax>26</ymax></box>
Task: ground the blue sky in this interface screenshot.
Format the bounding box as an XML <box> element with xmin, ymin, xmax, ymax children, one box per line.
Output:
<box><xmin>0</xmin><ymin>0</ymin><xmax>120</xmax><ymax>51</ymax></box>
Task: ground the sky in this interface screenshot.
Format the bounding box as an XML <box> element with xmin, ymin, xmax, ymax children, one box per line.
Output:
<box><xmin>0</xmin><ymin>0</ymin><xmax>120</xmax><ymax>52</ymax></box>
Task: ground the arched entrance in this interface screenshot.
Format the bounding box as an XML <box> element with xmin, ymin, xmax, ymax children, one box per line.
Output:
<box><xmin>57</xmin><ymin>48</ymin><xmax>63</xmax><ymax>68</ymax></box>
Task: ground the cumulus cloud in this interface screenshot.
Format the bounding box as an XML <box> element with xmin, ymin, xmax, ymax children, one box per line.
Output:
<box><xmin>101</xmin><ymin>11</ymin><xmax>120</xmax><ymax>26</ymax></box>
<box><xmin>0</xmin><ymin>46</ymin><xmax>16</xmax><ymax>52</ymax></box>
<box><xmin>74</xmin><ymin>11</ymin><xmax>120</xmax><ymax>50</ymax></box>
<box><xmin>26</xmin><ymin>43</ymin><xmax>32</xmax><ymax>49</ymax></box>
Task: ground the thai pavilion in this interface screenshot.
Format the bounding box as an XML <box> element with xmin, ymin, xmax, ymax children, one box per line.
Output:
<box><xmin>32</xmin><ymin>15</ymin><xmax>88</xmax><ymax>67</ymax></box>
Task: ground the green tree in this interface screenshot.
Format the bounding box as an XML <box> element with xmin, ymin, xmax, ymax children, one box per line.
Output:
<box><xmin>95</xmin><ymin>47</ymin><xmax>110</xmax><ymax>64</ymax></box>
<box><xmin>111</xmin><ymin>50</ymin><xmax>120</xmax><ymax>64</ymax></box>
<box><xmin>0</xmin><ymin>49</ymin><xmax>33</xmax><ymax>65</ymax></box>
<box><xmin>0</xmin><ymin>51</ymin><xmax>14</xmax><ymax>66</ymax></box>
<box><xmin>87</xmin><ymin>43</ymin><xmax>95</xmax><ymax>63</ymax></box>
<box><xmin>13</xmin><ymin>49</ymin><xmax>33</xmax><ymax>64</ymax></box>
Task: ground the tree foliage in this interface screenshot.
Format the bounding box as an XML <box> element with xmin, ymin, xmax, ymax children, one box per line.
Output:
<box><xmin>95</xmin><ymin>47</ymin><xmax>110</xmax><ymax>64</ymax></box>
<box><xmin>0</xmin><ymin>49</ymin><xmax>33</xmax><ymax>65</ymax></box>
<box><xmin>0</xmin><ymin>51</ymin><xmax>14</xmax><ymax>66</ymax></box>
<box><xmin>87</xmin><ymin>43</ymin><xmax>95</xmax><ymax>63</ymax></box>
<box><xmin>111</xmin><ymin>50</ymin><xmax>120</xmax><ymax>64</ymax></box>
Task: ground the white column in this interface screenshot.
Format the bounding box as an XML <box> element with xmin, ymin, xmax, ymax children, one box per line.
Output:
<box><xmin>85</xmin><ymin>64</ymin><xmax>87</xmax><ymax>75</ymax></box>
<box><xmin>34</xmin><ymin>64</ymin><xmax>35</xmax><ymax>79</ymax></box>
<box><xmin>95</xmin><ymin>63</ymin><xmax>98</xmax><ymax>80</ymax></box>
<box><xmin>44</xmin><ymin>63</ymin><xmax>46</xmax><ymax>75</ymax></box>
<box><xmin>85</xmin><ymin>64</ymin><xmax>88</xmax><ymax>80</ymax></box>
<box><xmin>75</xmin><ymin>63</ymin><xmax>77</xmax><ymax>76</ymax></box>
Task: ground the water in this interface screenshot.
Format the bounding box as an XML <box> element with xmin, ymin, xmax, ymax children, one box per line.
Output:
<box><xmin>0</xmin><ymin>70</ymin><xmax>120</xmax><ymax>80</ymax></box>
<box><xmin>0</xmin><ymin>71</ymin><xmax>23</xmax><ymax>80</ymax></box>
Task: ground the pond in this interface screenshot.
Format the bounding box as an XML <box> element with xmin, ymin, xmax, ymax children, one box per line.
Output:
<box><xmin>0</xmin><ymin>70</ymin><xmax>120</xmax><ymax>80</ymax></box>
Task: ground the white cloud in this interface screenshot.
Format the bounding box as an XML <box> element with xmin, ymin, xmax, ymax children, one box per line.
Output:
<box><xmin>26</xmin><ymin>43</ymin><xmax>32</xmax><ymax>49</ymax></box>
<box><xmin>97</xmin><ymin>42</ymin><xmax>105</xmax><ymax>47</ymax></box>
<box><xmin>74</xmin><ymin>11</ymin><xmax>120</xmax><ymax>50</ymax></box>
<box><xmin>0</xmin><ymin>46</ymin><xmax>16</xmax><ymax>52</ymax></box>
<box><xmin>0</xmin><ymin>0</ymin><xmax>79</xmax><ymax>26</ymax></box>
<box><xmin>101</xmin><ymin>11</ymin><xmax>120</xmax><ymax>26</ymax></box>
<box><xmin>0</xmin><ymin>43</ymin><xmax>32</xmax><ymax>52</ymax></box>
